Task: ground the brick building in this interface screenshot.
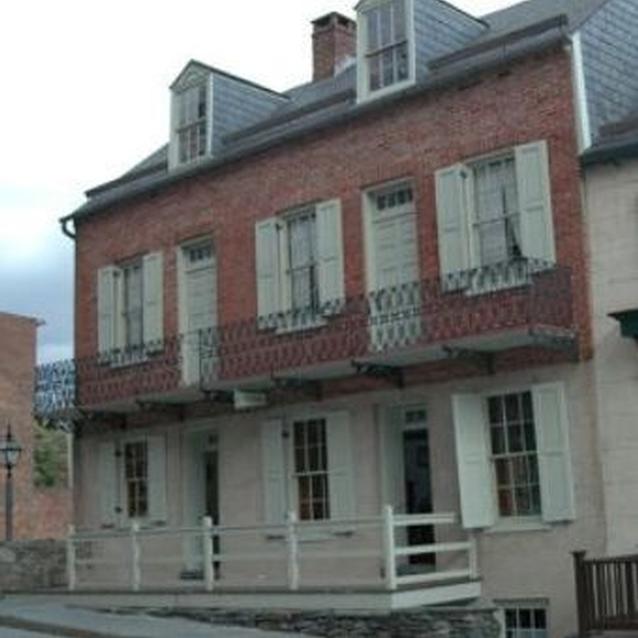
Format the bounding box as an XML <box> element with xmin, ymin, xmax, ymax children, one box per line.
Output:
<box><xmin>0</xmin><ymin>312</ymin><xmax>71</xmax><ymax>540</ymax></box>
<box><xmin>37</xmin><ymin>1</ymin><xmax>638</xmax><ymax>636</ymax></box>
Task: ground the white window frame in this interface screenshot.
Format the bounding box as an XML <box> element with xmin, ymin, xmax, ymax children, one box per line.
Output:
<box><xmin>357</xmin><ymin>0</ymin><xmax>417</xmax><ymax>103</ymax></box>
<box><xmin>119</xmin><ymin>259</ymin><xmax>144</xmax><ymax>352</ymax></box>
<box><xmin>121</xmin><ymin>438</ymin><xmax>150</xmax><ymax>522</ymax></box>
<box><xmin>496</xmin><ymin>600</ymin><xmax>550</xmax><ymax>638</ymax></box>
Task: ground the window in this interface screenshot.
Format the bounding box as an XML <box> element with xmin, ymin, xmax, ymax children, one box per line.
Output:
<box><xmin>284</xmin><ymin>208</ymin><xmax>319</xmax><ymax>315</ymax></box>
<box><xmin>472</xmin><ymin>155</ymin><xmax>522</xmax><ymax>266</ymax></box>
<box><xmin>121</xmin><ymin>261</ymin><xmax>143</xmax><ymax>350</ymax></box>
<box><xmin>503</xmin><ymin>603</ymin><xmax>548</xmax><ymax>638</ymax></box>
<box><xmin>176</xmin><ymin>83</ymin><xmax>208</xmax><ymax>164</ymax></box>
<box><xmin>293</xmin><ymin>418</ymin><xmax>330</xmax><ymax>521</ymax></box>
<box><xmin>124</xmin><ymin>441</ymin><xmax>149</xmax><ymax>519</ymax></box>
<box><xmin>488</xmin><ymin>392</ymin><xmax>541</xmax><ymax>518</ymax></box>
<box><xmin>362</xmin><ymin>0</ymin><xmax>410</xmax><ymax>95</ymax></box>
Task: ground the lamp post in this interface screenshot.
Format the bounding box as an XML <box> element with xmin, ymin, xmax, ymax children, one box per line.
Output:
<box><xmin>0</xmin><ymin>424</ymin><xmax>23</xmax><ymax>542</ymax></box>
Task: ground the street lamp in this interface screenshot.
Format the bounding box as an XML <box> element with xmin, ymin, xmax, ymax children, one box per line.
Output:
<box><xmin>0</xmin><ymin>424</ymin><xmax>23</xmax><ymax>541</ymax></box>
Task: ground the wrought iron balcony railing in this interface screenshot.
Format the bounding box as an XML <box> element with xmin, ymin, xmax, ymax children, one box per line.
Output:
<box><xmin>35</xmin><ymin>260</ymin><xmax>575</xmax><ymax>419</ymax></box>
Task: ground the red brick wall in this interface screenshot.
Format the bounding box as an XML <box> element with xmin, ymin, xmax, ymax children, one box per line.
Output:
<box><xmin>0</xmin><ymin>312</ymin><xmax>72</xmax><ymax>540</ymax></box>
<box><xmin>75</xmin><ymin>48</ymin><xmax>591</xmax><ymax>372</ymax></box>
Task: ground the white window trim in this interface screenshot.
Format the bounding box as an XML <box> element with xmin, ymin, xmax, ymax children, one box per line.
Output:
<box><xmin>495</xmin><ymin>599</ymin><xmax>550</xmax><ymax>638</ymax></box>
<box><xmin>356</xmin><ymin>0</ymin><xmax>417</xmax><ymax>103</ymax></box>
<box><xmin>120</xmin><ymin>437</ymin><xmax>151</xmax><ymax>524</ymax></box>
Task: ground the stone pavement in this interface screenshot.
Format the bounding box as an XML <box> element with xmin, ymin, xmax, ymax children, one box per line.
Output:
<box><xmin>0</xmin><ymin>597</ymin><xmax>304</xmax><ymax>638</ymax></box>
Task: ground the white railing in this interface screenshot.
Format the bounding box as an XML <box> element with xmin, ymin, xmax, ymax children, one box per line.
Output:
<box><xmin>66</xmin><ymin>507</ymin><xmax>478</xmax><ymax>593</ymax></box>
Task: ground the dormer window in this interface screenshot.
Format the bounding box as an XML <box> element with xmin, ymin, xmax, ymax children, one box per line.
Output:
<box><xmin>357</xmin><ymin>0</ymin><xmax>414</xmax><ymax>101</ymax></box>
<box><xmin>176</xmin><ymin>84</ymin><xmax>208</xmax><ymax>165</ymax></box>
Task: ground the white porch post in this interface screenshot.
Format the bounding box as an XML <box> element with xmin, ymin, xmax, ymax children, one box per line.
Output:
<box><xmin>130</xmin><ymin>521</ymin><xmax>141</xmax><ymax>592</ymax></box>
<box><xmin>382</xmin><ymin>505</ymin><xmax>397</xmax><ymax>591</ymax></box>
<box><xmin>66</xmin><ymin>524</ymin><xmax>77</xmax><ymax>592</ymax></box>
<box><xmin>202</xmin><ymin>516</ymin><xmax>215</xmax><ymax>592</ymax></box>
<box><xmin>286</xmin><ymin>511</ymin><xmax>300</xmax><ymax>591</ymax></box>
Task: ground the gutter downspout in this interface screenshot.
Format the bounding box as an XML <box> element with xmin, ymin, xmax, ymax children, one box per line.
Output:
<box><xmin>60</xmin><ymin>216</ymin><xmax>76</xmax><ymax>240</ymax></box>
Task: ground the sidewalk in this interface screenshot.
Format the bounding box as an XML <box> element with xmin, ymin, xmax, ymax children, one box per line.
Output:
<box><xmin>0</xmin><ymin>597</ymin><xmax>303</xmax><ymax>638</ymax></box>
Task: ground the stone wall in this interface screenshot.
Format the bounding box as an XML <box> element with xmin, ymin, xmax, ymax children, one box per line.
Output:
<box><xmin>0</xmin><ymin>540</ymin><xmax>66</xmax><ymax>591</ymax></box>
<box><xmin>157</xmin><ymin>607</ymin><xmax>500</xmax><ymax>638</ymax></box>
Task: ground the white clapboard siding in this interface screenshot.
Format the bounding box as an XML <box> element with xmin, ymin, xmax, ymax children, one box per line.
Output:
<box><xmin>255</xmin><ymin>219</ymin><xmax>281</xmax><ymax>327</ymax></box>
<box><xmin>147</xmin><ymin>435</ymin><xmax>168</xmax><ymax>525</ymax></box>
<box><xmin>516</xmin><ymin>140</ymin><xmax>556</xmax><ymax>264</ymax></box>
<box><xmin>316</xmin><ymin>199</ymin><xmax>345</xmax><ymax>314</ymax></box>
<box><xmin>143</xmin><ymin>252</ymin><xmax>164</xmax><ymax>352</ymax></box>
<box><xmin>452</xmin><ymin>394</ymin><xmax>495</xmax><ymax>529</ymax></box>
<box><xmin>533</xmin><ymin>382</ymin><xmax>575</xmax><ymax>522</ymax></box>
<box><xmin>98</xmin><ymin>441</ymin><xmax>118</xmax><ymax>528</ymax></box>
<box><xmin>435</xmin><ymin>165</ymin><xmax>471</xmax><ymax>290</ymax></box>
<box><xmin>97</xmin><ymin>266</ymin><xmax>118</xmax><ymax>356</ymax></box>
<box><xmin>327</xmin><ymin>411</ymin><xmax>355</xmax><ymax>520</ymax></box>
<box><xmin>261</xmin><ymin>419</ymin><xmax>287</xmax><ymax>524</ymax></box>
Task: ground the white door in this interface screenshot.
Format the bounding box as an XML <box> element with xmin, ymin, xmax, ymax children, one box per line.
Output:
<box><xmin>182</xmin><ymin>242</ymin><xmax>217</xmax><ymax>385</ymax></box>
<box><xmin>368</xmin><ymin>184</ymin><xmax>421</xmax><ymax>350</ymax></box>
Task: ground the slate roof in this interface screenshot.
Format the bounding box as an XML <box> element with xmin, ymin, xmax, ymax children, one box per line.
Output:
<box><xmin>582</xmin><ymin>112</ymin><xmax>638</xmax><ymax>165</ymax></box>
<box><xmin>67</xmin><ymin>0</ymin><xmax>610</xmax><ymax>223</ymax></box>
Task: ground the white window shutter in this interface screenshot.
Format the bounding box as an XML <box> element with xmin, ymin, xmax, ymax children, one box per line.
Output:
<box><xmin>316</xmin><ymin>199</ymin><xmax>345</xmax><ymax>314</ymax></box>
<box><xmin>532</xmin><ymin>382</ymin><xmax>575</xmax><ymax>523</ymax></box>
<box><xmin>515</xmin><ymin>140</ymin><xmax>556</xmax><ymax>264</ymax></box>
<box><xmin>435</xmin><ymin>164</ymin><xmax>471</xmax><ymax>290</ymax></box>
<box><xmin>327</xmin><ymin>411</ymin><xmax>355</xmax><ymax>520</ymax></box>
<box><xmin>98</xmin><ymin>441</ymin><xmax>118</xmax><ymax>528</ymax></box>
<box><xmin>148</xmin><ymin>435</ymin><xmax>168</xmax><ymax>525</ymax></box>
<box><xmin>452</xmin><ymin>394</ymin><xmax>495</xmax><ymax>529</ymax></box>
<box><xmin>142</xmin><ymin>252</ymin><xmax>164</xmax><ymax>352</ymax></box>
<box><xmin>255</xmin><ymin>219</ymin><xmax>281</xmax><ymax>328</ymax></box>
<box><xmin>97</xmin><ymin>266</ymin><xmax>118</xmax><ymax>355</ymax></box>
<box><xmin>261</xmin><ymin>419</ymin><xmax>287</xmax><ymax>524</ymax></box>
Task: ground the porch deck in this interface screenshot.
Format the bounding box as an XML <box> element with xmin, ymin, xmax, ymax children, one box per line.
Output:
<box><xmin>66</xmin><ymin>509</ymin><xmax>481</xmax><ymax>610</ymax></box>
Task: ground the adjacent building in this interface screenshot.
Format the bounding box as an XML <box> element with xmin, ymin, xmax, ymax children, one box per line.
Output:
<box><xmin>37</xmin><ymin>1</ymin><xmax>638</xmax><ymax>636</ymax></box>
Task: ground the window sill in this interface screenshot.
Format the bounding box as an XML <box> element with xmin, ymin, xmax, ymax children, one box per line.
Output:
<box><xmin>265</xmin><ymin>529</ymin><xmax>355</xmax><ymax>543</ymax></box>
<box><xmin>485</xmin><ymin>518</ymin><xmax>551</xmax><ymax>535</ymax></box>
<box><xmin>275</xmin><ymin>317</ymin><xmax>327</xmax><ymax>336</ymax></box>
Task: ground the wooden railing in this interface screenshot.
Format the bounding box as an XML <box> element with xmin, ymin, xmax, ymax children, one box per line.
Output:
<box><xmin>67</xmin><ymin>507</ymin><xmax>478</xmax><ymax>594</ymax></box>
<box><xmin>573</xmin><ymin>551</ymin><xmax>638</xmax><ymax>636</ymax></box>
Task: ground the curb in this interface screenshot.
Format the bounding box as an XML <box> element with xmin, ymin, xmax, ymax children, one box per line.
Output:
<box><xmin>0</xmin><ymin>614</ymin><xmax>147</xmax><ymax>638</ymax></box>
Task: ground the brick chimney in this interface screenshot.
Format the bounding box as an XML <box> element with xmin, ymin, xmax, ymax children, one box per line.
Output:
<box><xmin>312</xmin><ymin>12</ymin><xmax>357</xmax><ymax>82</ymax></box>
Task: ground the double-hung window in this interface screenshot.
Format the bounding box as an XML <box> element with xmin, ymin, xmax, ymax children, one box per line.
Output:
<box><xmin>366</xmin><ymin>0</ymin><xmax>409</xmax><ymax>92</ymax></box>
<box><xmin>122</xmin><ymin>261</ymin><xmax>144</xmax><ymax>351</ymax></box>
<box><xmin>285</xmin><ymin>208</ymin><xmax>320</xmax><ymax>317</ymax></box>
<box><xmin>176</xmin><ymin>83</ymin><xmax>208</xmax><ymax>165</ymax></box>
<box><xmin>124</xmin><ymin>441</ymin><xmax>149</xmax><ymax>519</ymax></box>
<box><xmin>488</xmin><ymin>392</ymin><xmax>541</xmax><ymax>518</ymax></box>
<box><xmin>472</xmin><ymin>156</ymin><xmax>522</xmax><ymax>267</ymax></box>
<box><xmin>293</xmin><ymin>418</ymin><xmax>330</xmax><ymax>521</ymax></box>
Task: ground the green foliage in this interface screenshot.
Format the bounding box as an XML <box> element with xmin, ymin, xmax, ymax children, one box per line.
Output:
<box><xmin>33</xmin><ymin>421</ymin><xmax>68</xmax><ymax>488</ymax></box>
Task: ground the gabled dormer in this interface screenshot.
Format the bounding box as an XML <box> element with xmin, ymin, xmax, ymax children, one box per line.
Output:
<box><xmin>356</xmin><ymin>0</ymin><xmax>485</xmax><ymax>103</ymax></box>
<box><xmin>168</xmin><ymin>61</ymin><xmax>288</xmax><ymax>170</ymax></box>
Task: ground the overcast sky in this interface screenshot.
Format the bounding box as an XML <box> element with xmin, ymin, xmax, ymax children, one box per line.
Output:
<box><xmin>0</xmin><ymin>0</ymin><xmax>516</xmax><ymax>364</ymax></box>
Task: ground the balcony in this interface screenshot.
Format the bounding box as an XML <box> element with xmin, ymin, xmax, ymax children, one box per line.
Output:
<box><xmin>35</xmin><ymin>260</ymin><xmax>576</xmax><ymax>420</ymax></box>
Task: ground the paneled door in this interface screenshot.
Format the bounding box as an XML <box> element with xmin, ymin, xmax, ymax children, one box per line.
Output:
<box><xmin>181</xmin><ymin>242</ymin><xmax>217</xmax><ymax>386</ymax></box>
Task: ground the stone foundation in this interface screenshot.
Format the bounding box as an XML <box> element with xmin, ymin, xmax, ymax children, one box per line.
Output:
<box><xmin>153</xmin><ymin>606</ymin><xmax>500</xmax><ymax>638</ymax></box>
<box><xmin>0</xmin><ymin>540</ymin><xmax>66</xmax><ymax>591</ymax></box>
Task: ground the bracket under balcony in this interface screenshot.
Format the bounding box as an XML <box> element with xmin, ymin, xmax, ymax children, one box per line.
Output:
<box><xmin>352</xmin><ymin>361</ymin><xmax>405</xmax><ymax>389</ymax></box>
<box><xmin>136</xmin><ymin>400</ymin><xmax>188</xmax><ymax>421</ymax></box>
<box><xmin>201</xmin><ymin>390</ymin><xmax>235</xmax><ymax>406</ymax></box>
